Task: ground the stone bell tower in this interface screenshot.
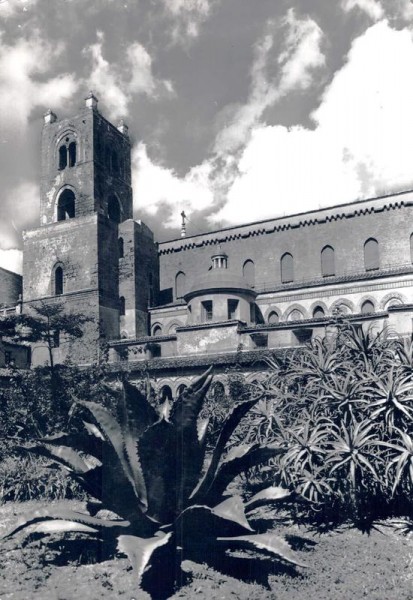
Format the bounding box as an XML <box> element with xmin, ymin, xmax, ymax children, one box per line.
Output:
<box><xmin>22</xmin><ymin>93</ymin><xmax>158</xmax><ymax>366</ymax></box>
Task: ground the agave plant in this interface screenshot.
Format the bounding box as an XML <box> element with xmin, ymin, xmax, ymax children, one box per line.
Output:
<box><xmin>2</xmin><ymin>368</ymin><xmax>304</xmax><ymax>599</ymax></box>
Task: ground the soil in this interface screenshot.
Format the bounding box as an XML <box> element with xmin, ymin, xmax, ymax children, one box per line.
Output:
<box><xmin>0</xmin><ymin>501</ymin><xmax>412</xmax><ymax>600</ymax></box>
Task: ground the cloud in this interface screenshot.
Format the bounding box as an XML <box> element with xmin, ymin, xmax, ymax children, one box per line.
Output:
<box><xmin>84</xmin><ymin>32</ymin><xmax>174</xmax><ymax>121</ymax></box>
<box><xmin>161</xmin><ymin>0</ymin><xmax>216</xmax><ymax>41</ymax></box>
<box><xmin>0</xmin><ymin>0</ymin><xmax>38</xmax><ymax>19</ymax></box>
<box><xmin>341</xmin><ymin>0</ymin><xmax>385</xmax><ymax>20</ymax></box>
<box><xmin>132</xmin><ymin>142</ymin><xmax>213</xmax><ymax>229</ymax></box>
<box><xmin>7</xmin><ymin>181</ymin><xmax>39</xmax><ymax>230</ymax></box>
<box><xmin>0</xmin><ymin>31</ymin><xmax>78</xmax><ymax>130</ymax></box>
<box><xmin>0</xmin><ymin>249</ymin><xmax>23</xmax><ymax>275</ymax></box>
<box><xmin>213</xmin><ymin>21</ymin><xmax>413</xmax><ymax>223</ymax></box>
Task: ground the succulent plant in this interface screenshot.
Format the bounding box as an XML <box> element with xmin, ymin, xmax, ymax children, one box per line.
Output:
<box><xmin>2</xmin><ymin>367</ymin><xmax>304</xmax><ymax>599</ymax></box>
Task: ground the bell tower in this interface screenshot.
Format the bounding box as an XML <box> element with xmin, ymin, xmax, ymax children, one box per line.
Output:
<box><xmin>22</xmin><ymin>93</ymin><xmax>158</xmax><ymax>367</ymax></box>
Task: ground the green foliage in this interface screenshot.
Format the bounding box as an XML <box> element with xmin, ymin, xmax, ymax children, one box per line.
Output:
<box><xmin>2</xmin><ymin>368</ymin><xmax>304</xmax><ymax>600</ymax></box>
<box><xmin>241</xmin><ymin>324</ymin><xmax>413</xmax><ymax>527</ymax></box>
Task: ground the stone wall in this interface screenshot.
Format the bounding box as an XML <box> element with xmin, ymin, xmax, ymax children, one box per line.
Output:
<box><xmin>0</xmin><ymin>267</ymin><xmax>22</xmax><ymax>308</ymax></box>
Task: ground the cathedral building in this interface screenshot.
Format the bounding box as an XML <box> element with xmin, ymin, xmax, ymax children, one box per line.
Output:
<box><xmin>2</xmin><ymin>96</ymin><xmax>413</xmax><ymax>395</ymax></box>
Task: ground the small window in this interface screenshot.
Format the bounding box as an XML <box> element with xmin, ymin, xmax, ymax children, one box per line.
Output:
<box><xmin>313</xmin><ymin>306</ymin><xmax>325</xmax><ymax>319</ymax></box>
<box><xmin>228</xmin><ymin>299</ymin><xmax>238</xmax><ymax>320</ymax></box>
<box><xmin>321</xmin><ymin>245</ymin><xmax>335</xmax><ymax>277</ymax></box>
<box><xmin>55</xmin><ymin>266</ymin><xmax>63</xmax><ymax>295</ymax></box>
<box><xmin>119</xmin><ymin>296</ymin><xmax>125</xmax><ymax>316</ymax></box>
<box><xmin>281</xmin><ymin>253</ymin><xmax>294</xmax><ymax>283</ymax></box>
<box><xmin>202</xmin><ymin>300</ymin><xmax>213</xmax><ymax>322</ymax></box>
<box><xmin>59</xmin><ymin>145</ymin><xmax>67</xmax><ymax>170</ymax></box>
<box><xmin>118</xmin><ymin>237</ymin><xmax>124</xmax><ymax>258</ymax></box>
<box><xmin>177</xmin><ymin>384</ymin><xmax>187</xmax><ymax>397</ymax></box>
<box><xmin>160</xmin><ymin>385</ymin><xmax>173</xmax><ymax>402</ymax></box>
<box><xmin>268</xmin><ymin>311</ymin><xmax>279</xmax><ymax>324</ymax></box>
<box><xmin>68</xmin><ymin>142</ymin><xmax>77</xmax><ymax>167</ymax></box>
<box><xmin>361</xmin><ymin>300</ymin><xmax>375</xmax><ymax>314</ymax></box>
<box><xmin>243</xmin><ymin>260</ymin><xmax>255</xmax><ymax>287</ymax></box>
<box><xmin>364</xmin><ymin>238</ymin><xmax>379</xmax><ymax>271</ymax></box>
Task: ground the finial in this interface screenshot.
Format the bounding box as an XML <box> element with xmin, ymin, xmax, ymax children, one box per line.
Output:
<box><xmin>43</xmin><ymin>109</ymin><xmax>57</xmax><ymax>124</ymax></box>
<box><xmin>180</xmin><ymin>210</ymin><xmax>187</xmax><ymax>237</ymax></box>
<box><xmin>85</xmin><ymin>91</ymin><xmax>98</xmax><ymax>110</ymax></box>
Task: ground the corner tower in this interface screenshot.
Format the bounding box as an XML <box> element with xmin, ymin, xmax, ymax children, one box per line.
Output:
<box><xmin>23</xmin><ymin>94</ymin><xmax>156</xmax><ymax>366</ymax></box>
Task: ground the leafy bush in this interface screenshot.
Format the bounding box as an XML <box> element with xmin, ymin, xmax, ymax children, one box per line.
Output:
<box><xmin>238</xmin><ymin>325</ymin><xmax>413</xmax><ymax>527</ymax></box>
<box><xmin>2</xmin><ymin>368</ymin><xmax>305</xmax><ymax>600</ymax></box>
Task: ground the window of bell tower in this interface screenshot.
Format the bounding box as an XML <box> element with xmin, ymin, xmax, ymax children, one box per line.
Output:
<box><xmin>59</xmin><ymin>145</ymin><xmax>67</xmax><ymax>170</ymax></box>
<box><xmin>57</xmin><ymin>189</ymin><xmax>75</xmax><ymax>221</ymax></box>
<box><xmin>68</xmin><ymin>142</ymin><xmax>77</xmax><ymax>167</ymax></box>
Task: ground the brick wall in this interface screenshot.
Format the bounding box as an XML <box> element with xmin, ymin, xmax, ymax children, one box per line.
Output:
<box><xmin>0</xmin><ymin>267</ymin><xmax>22</xmax><ymax>307</ymax></box>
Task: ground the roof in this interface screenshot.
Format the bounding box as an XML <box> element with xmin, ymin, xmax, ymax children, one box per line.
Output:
<box><xmin>184</xmin><ymin>269</ymin><xmax>256</xmax><ymax>300</ymax></box>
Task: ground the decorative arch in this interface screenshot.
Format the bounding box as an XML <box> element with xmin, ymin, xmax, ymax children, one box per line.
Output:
<box><xmin>175</xmin><ymin>271</ymin><xmax>186</xmax><ymax>300</ymax></box>
<box><xmin>321</xmin><ymin>245</ymin><xmax>335</xmax><ymax>277</ymax></box>
<box><xmin>176</xmin><ymin>383</ymin><xmax>188</xmax><ymax>398</ymax></box>
<box><xmin>152</xmin><ymin>323</ymin><xmax>163</xmax><ymax>336</ymax></box>
<box><xmin>380</xmin><ymin>292</ymin><xmax>405</xmax><ymax>311</ymax></box>
<box><xmin>280</xmin><ymin>252</ymin><xmax>294</xmax><ymax>283</ymax></box>
<box><xmin>312</xmin><ymin>305</ymin><xmax>325</xmax><ymax>319</ymax></box>
<box><xmin>361</xmin><ymin>299</ymin><xmax>375</xmax><ymax>315</ymax></box>
<box><xmin>364</xmin><ymin>238</ymin><xmax>380</xmax><ymax>271</ymax></box>
<box><xmin>108</xmin><ymin>195</ymin><xmax>121</xmax><ymax>223</ymax></box>
<box><xmin>285</xmin><ymin>303</ymin><xmax>307</xmax><ymax>321</ymax></box>
<box><xmin>167</xmin><ymin>321</ymin><xmax>183</xmax><ymax>335</ymax></box>
<box><xmin>264</xmin><ymin>305</ymin><xmax>283</xmax><ymax>322</ymax></box>
<box><xmin>56</xmin><ymin>130</ymin><xmax>78</xmax><ymax>170</ymax></box>
<box><xmin>57</xmin><ymin>188</ymin><xmax>75</xmax><ymax>221</ymax></box>
<box><xmin>159</xmin><ymin>385</ymin><xmax>173</xmax><ymax>402</ymax></box>
<box><xmin>243</xmin><ymin>259</ymin><xmax>255</xmax><ymax>287</ymax></box>
<box><xmin>267</xmin><ymin>310</ymin><xmax>280</xmax><ymax>325</ymax></box>
<box><xmin>309</xmin><ymin>300</ymin><xmax>329</xmax><ymax>317</ymax></box>
<box><xmin>331</xmin><ymin>298</ymin><xmax>355</xmax><ymax>315</ymax></box>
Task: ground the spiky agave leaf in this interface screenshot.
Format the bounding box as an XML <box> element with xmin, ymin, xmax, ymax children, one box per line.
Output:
<box><xmin>245</xmin><ymin>486</ymin><xmax>292</xmax><ymax>513</ymax></box>
<box><xmin>1</xmin><ymin>507</ymin><xmax>131</xmax><ymax>540</ymax></box>
<box><xmin>22</xmin><ymin>444</ymin><xmax>98</xmax><ymax>474</ymax></box>
<box><xmin>37</xmin><ymin>427</ymin><xmax>105</xmax><ymax>461</ymax></box>
<box><xmin>76</xmin><ymin>400</ymin><xmax>147</xmax><ymax>512</ymax></box>
<box><xmin>190</xmin><ymin>396</ymin><xmax>262</xmax><ymax>504</ymax></box>
<box><xmin>217</xmin><ymin>533</ymin><xmax>307</xmax><ymax>568</ymax></box>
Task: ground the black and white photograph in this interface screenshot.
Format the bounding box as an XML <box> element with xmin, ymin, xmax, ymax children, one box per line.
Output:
<box><xmin>0</xmin><ymin>0</ymin><xmax>412</xmax><ymax>598</ymax></box>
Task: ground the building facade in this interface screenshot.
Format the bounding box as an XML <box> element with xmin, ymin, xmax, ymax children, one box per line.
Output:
<box><xmin>2</xmin><ymin>96</ymin><xmax>413</xmax><ymax>395</ymax></box>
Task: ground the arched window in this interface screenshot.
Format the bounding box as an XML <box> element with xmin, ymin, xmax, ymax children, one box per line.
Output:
<box><xmin>57</xmin><ymin>189</ymin><xmax>75</xmax><ymax>221</ymax></box>
<box><xmin>321</xmin><ymin>245</ymin><xmax>335</xmax><ymax>277</ymax></box>
<box><xmin>410</xmin><ymin>233</ymin><xmax>413</xmax><ymax>264</ymax></box>
<box><xmin>364</xmin><ymin>238</ymin><xmax>379</xmax><ymax>271</ymax></box>
<box><xmin>153</xmin><ymin>325</ymin><xmax>162</xmax><ymax>336</ymax></box>
<box><xmin>289</xmin><ymin>309</ymin><xmax>303</xmax><ymax>321</ymax></box>
<box><xmin>119</xmin><ymin>296</ymin><xmax>125</xmax><ymax>316</ymax></box>
<box><xmin>118</xmin><ymin>237</ymin><xmax>124</xmax><ymax>258</ymax></box>
<box><xmin>108</xmin><ymin>195</ymin><xmax>121</xmax><ymax>223</ymax></box>
<box><xmin>175</xmin><ymin>271</ymin><xmax>186</xmax><ymax>300</ymax></box>
<box><xmin>58</xmin><ymin>145</ymin><xmax>67</xmax><ymax>170</ymax></box>
<box><xmin>361</xmin><ymin>300</ymin><xmax>375</xmax><ymax>314</ymax></box>
<box><xmin>281</xmin><ymin>252</ymin><xmax>294</xmax><ymax>283</ymax></box>
<box><xmin>68</xmin><ymin>142</ymin><xmax>77</xmax><ymax>167</ymax></box>
<box><xmin>54</xmin><ymin>266</ymin><xmax>63</xmax><ymax>295</ymax></box>
<box><xmin>243</xmin><ymin>259</ymin><xmax>255</xmax><ymax>287</ymax></box>
<box><xmin>160</xmin><ymin>385</ymin><xmax>173</xmax><ymax>402</ymax></box>
<box><xmin>268</xmin><ymin>311</ymin><xmax>279</xmax><ymax>324</ymax></box>
<box><xmin>313</xmin><ymin>306</ymin><xmax>325</xmax><ymax>319</ymax></box>
<box><xmin>177</xmin><ymin>384</ymin><xmax>187</xmax><ymax>397</ymax></box>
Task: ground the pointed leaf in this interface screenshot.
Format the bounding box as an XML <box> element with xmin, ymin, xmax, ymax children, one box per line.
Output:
<box><xmin>170</xmin><ymin>367</ymin><xmax>213</xmax><ymax>433</ymax></box>
<box><xmin>212</xmin><ymin>496</ymin><xmax>253</xmax><ymax>532</ymax></box>
<box><xmin>117</xmin><ymin>531</ymin><xmax>172</xmax><ymax>581</ymax></box>
<box><xmin>245</xmin><ymin>486</ymin><xmax>292</xmax><ymax>512</ymax></box>
<box><xmin>218</xmin><ymin>533</ymin><xmax>306</xmax><ymax>567</ymax></box>
<box><xmin>23</xmin><ymin>444</ymin><xmax>96</xmax><ymax>474</ymax></box>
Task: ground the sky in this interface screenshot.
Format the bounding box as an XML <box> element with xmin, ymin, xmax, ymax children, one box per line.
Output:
<box><xmin>2</xmin><ymin>0</ymin><xmax>413</xmax><ymax>274</ymax></box>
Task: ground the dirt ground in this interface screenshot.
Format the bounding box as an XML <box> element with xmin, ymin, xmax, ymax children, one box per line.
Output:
<box><xmin>0</xmin><ymin>500</ymin><xmax>412</xmax><ymax>600</ymax></box>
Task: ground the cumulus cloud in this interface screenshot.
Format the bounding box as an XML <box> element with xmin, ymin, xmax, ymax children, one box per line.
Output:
<box><xmin>84</xmin><ymin>32</ymin><xmax>174</xmax><ymax>120</ymax></box>
<box><xmin>0</xmin><ymin>248</ymin><xmax>23</xmax><ymax>275</ymax></box>
<box><xmin>0</xmin><ymin>31</ymin><xmax>78</xmax><ymax>130</ymax></box>
<box><xmin>341</xmin><ymin>0</ymin><xmax>385</xmax><ymax>20</ymax></box>
<box><xmin>0</xmin><ymin>0</ymin><xmax>37</xmax><ymax>19</ymax></box>
<box><xmin>162</xmin><ymin>0</ymin><xmax>216</xmax><ymax>42</ymax></box>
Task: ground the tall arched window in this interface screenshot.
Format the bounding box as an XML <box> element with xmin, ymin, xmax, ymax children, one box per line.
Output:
<box><xmin>364</xmin><ymin>238</ymin><xmax>379</xmax><ymax>271</ymax></box>
<box><xmin>68</xmin><ymin>142</ymin><xmax>77</xmax><ymax>167</ymax></box>
<box><xmin>410</xmin><ymin>233</ymin><xmax>413</xmax><ymax>264</ymax></box>
<box><xmin>118</xmin><ymin>237</ymin><xmax>124</xmax><ymax>258</ymax></box>
<box><xmin>268</xmin><ymin>311</ymin><xmax>279</xmax><ymax>324</ymax></box>
<box><xmin>57</xmin><ymin>189</ymin><xmax>75</xmax><ymax>221</ymax></box>
<box><xmin>361</xmin><ymin>300</ymin><xmax>375</xmax><ymax>314</ymax></box>
<box><xmin>54</xmin><ymin>266</ymin><xmax>63</xmax><ymax>295</ymax></box>
<box><xmin>175</xmin><ymin>271</ymin><xmax>186</xmax><ymax>300</ymax></box>
<box><xmin>108</xmin><ymin>195</ymin><xmax>121</xmax><ymax>223</ymax></box>
<box><xmin>243</xmin><ymin>259</ymin><xmax>255</xmax><ymax>287</ymax></box>
<box><xmin>281</xmin><ymin>252</ymin><xmax>294</xmax><ymax>283</ymax></box>
<box><xmin>153</xmin><ymin>325</ymin><xmax>162</xmax><ymax>336</ymax></box>
<box><xmin>58</xmin><ymin>145</ymin><xmax>67</xmax><ymax>170</ymax></box>
<box><xmin>119</xmin><ymin>296</ymin><xmax>125</xmax><ymax>316</ymax></box>
<box><xmin>321</xmin><ymin>245</ymin><xmax>335</xmax><ymax>277</ymax></box>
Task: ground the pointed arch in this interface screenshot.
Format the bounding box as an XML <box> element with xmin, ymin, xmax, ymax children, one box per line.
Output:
<box><xmin>119</xmin><ymin>296</ymin><xmax>125</xmax><ymax>316</ymax></box>
<box><xmin>361</xmin><ymin>299</ymin><xmax>375</xmax><ymax>314</ymax></box>
<box><xmin>268</xmin><ymin>311</ymin><xmax>279</xmax><ymax>324</ymax></box>
<box><xmin>280</xmin><ymin>252</ymin><xmax>294</xmax><ymax>283</ymax></box>
<box><xmin>321</xmin><ymin>245</ymin><xmax>335</xmax><ymax>277</ymax></box>
<box><xmin>68</xmin><ymin>142</ymin><xmax>77</xmax><ymax>167</ymax></box>
<box><xmin>57</xmin><ymin>189</ymin><xmax>75</xmax><ymax>221</ymax></box>
<box><xmin>312</xmin><ymin>305</ymin><xmax>325</xmax><ymax>318</ymax></box>
<box><xmin>175</xmin><ymin>271</ymin><xmax>186</xmax><ymax>300</ymax></box>
<box><xmin>52</xmin><ymin>263</ymin><xmax>64</xmax><ymax>296</ymax></box>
